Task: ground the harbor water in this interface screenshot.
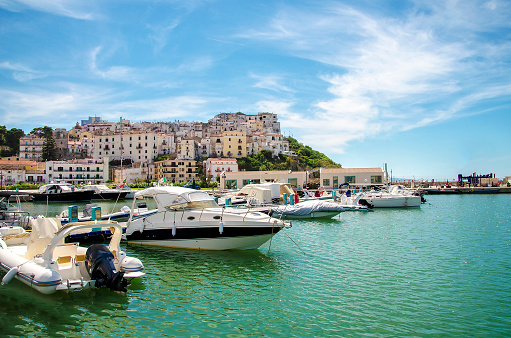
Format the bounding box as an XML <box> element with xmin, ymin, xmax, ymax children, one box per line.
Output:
<box><xmin>1</xmin><ymin>194</ymin><xmax>510</xmax><ymax>337</ymax></box>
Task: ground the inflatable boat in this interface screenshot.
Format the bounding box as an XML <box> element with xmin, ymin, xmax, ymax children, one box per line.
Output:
<box><xmin>0</xmin><ymin>218</ymin><xmax>144</xmax><ymax>294</ymax></box>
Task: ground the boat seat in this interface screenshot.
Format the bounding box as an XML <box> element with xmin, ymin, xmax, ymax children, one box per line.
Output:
<box><xmin>57</xmin><ymin>255</ymin><xmax>73</xmax><ymax>269</ymax></box>
<box><xmin>25</xmin><ymin>218</ymin><xmax>63</xmax><ymax>260</ymax></box>
<box><xmin>75</xmin><ymin>254</ymin><xmax>86</xmax><ymax>262</ymax></box>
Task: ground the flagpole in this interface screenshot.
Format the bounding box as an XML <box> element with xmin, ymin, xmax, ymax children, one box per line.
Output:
<box><xmin>120</xmin><ymin>117</ymin><xmax>123</xmax><ymax>186</ymax></box>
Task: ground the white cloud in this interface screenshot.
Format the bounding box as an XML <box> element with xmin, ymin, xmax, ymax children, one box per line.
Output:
<box><xmin>148</xmin><ymin>20</ymin><xmax>180</xmax><ymax>53</ymax></box>
<box><xmin>0</xmin><ymin>61</ymin><xmax>47</xmax><ymax>82</ymax></box>
<box><xmin>251</xmin><ymin>73</ymin><xmax>292</xmax><ymax>92</ymax></box>
<box><xmin>0</xmin><ymin>0</ymin><xmax>97</xmax><ymax>19</ymax></box>
<box><xmin>89</xmin><ymin>46</ymin><xmax>137</xmax><ymax>81</ymax></box>
<box><xmin>0</xmin><ymin>85</ymin><xmax>218</xmax><ymax>131</ymax></box>
<box><xmin>240</xmin><ymin>2</ymin><xmax>511</xmax><ymax>154</ymax></box>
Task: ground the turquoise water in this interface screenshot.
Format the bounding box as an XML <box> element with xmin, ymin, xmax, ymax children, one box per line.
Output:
<box><xmin>1</xmin><ymin>195</ymin><xmax>510</xmax><ymax>337</ymax></box>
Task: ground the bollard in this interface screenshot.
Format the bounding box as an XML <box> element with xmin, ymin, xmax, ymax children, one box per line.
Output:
<box><xmin>68</xmin><ymin>205</ymin><xmax>78</xmax><ymax>223</ymax></box>
<box><xmin>91</xmin><ymin>206</ymin><xmax>101</xmax><ymax>221</ymax></box>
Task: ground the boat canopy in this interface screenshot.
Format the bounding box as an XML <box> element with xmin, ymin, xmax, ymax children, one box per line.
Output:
<box><xmin>237</xmin><ymin>183</ymin><xmax>294</xmax><ymax>200</ymax></box>
<box><xmin>134</xmin><ymin>186</ymin><xmax>217</xmax><ymax>210</ymax></box>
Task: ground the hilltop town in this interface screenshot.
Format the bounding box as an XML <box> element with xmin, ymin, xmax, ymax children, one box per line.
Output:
<box><xmin>0</xmin><ymin>112</ymin><xmax>304</xmax><ymax>187</ymax></box>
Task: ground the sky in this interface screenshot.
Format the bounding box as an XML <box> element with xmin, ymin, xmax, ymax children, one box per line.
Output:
<box><xmin>1</xmin><ymin>0</ymin><xmax>510</xmax><ymax>181</ymax></box>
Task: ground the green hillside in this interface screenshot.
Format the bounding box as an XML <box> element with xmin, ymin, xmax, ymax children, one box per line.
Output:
<box><xmin>237</xmin><ymin>137</ymin><xmax>341</xmax><ymax>171</ymax></box>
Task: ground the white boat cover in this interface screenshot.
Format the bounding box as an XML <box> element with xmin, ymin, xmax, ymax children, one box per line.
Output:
<box><xmin>270</xmin><ymin>200</ymin><xmax>345</xmax><ymax>216</ymax></box>
<box><xmin>134</xmin><ymin>186</ymin><xmax>215</xmax><ymax>209</ymax></box>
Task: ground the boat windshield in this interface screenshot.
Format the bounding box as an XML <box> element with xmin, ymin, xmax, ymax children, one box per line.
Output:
<box><xmin>164</xmin><ymin>191</ymin><xmax>219</xmax><ymax>210</ymax></box>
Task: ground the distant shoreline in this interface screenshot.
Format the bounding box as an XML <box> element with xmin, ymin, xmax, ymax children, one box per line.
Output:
<box><xmin>422</xmin><ymin>186</ymin><xmax>511</xmax><ymax>194</ymax></box>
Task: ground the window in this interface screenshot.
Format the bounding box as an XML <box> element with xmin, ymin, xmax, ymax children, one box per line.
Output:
<box><xmin>288</xmin><ymin>178</ymin><xmax>298</xmax><ymax>188</ymax></box>
<box><xmin>371</xmin><ymin>175</ymin><xmax>383</xmax><ymax>183</ymax></box>
<box><xmin>224</xmin><ymin>180</ymin><xmax>237</xmax><ymax>189</ymax></box>
<box><xmin>345</xmin><ymin>176</ymin><xmax>356</xmax><ymax>184</ymax></box>
<box><xmin>323</xmin><ymin>179</ymin><xmax>330</xmax><ymax>187</ymax></box>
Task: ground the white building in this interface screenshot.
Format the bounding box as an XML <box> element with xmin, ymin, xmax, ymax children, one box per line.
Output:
<box><xmin>219</xmin><ymin>170</ymin><xmax>307</xmax><ymax>190</ymax></box>
<box><xmin>319</xmin><ymin>168</ymin><xmax>387</xmax><ymax>190</ymax></box>
<box><xmin>177</xmin><ymin>138</ymin><xmax>198</xmax><ymax>160</ymax></box>
<box><xmin>90</xmin><ymin>131</ymin><xmax>161</xmax><ymax>163</ymax></box>
<box><xmin>19</xmin><ymin>135</ymin><xmax>45</xmax><ymax>161</ymax></box>
<box><xmin>45</xmin><ymin>157</ymin><xmax>109</xmax><ymax>185</ymax></box>
<box><xmin>203</xmin><ymin>158</ymin><xmax>238</xmax><ymax>180</ymax></box>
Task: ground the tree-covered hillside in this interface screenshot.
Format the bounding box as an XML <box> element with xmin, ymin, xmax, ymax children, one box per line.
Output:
<box><xmin>237</xmin><ymin>137</ymin><xmax>341</xmax><ymax>171</ymax></box>
<box><xmin>287</xmin><ymin>137</ymin><xmax>341</xmax><ymax>169</ymax></box>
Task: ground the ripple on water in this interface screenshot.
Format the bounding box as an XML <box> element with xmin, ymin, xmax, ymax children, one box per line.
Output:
<box><xmin>1</xmin><ymin>195</ymin><xmax>510</xmax><ymax>336</ymax></box>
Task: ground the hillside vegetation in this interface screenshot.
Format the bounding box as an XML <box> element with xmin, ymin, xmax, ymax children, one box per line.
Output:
<box><xmin>237</xmin><ymin>137</ymin><xmax>341</xmax><ymax>171</ymax></box>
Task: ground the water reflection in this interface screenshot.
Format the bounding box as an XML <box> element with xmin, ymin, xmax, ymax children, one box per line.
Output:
<box><xmin>0</xmin><ymin>281</ymin><xmax>129</xmax><ymax>337</ymax></box>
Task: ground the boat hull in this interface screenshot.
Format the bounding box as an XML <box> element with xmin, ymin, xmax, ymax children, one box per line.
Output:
<box><xmin>91</xmin><ymin>191</ymin><xmax>129</xmax><ymax>200</ymax></box>
<box><xmin>126</xmin><ymin>224</ymin><xmax>282</xmax><ymax>250</ymax></box>
<box><xmin>360</xmin><ymin>195</ymin><xmax>421</xmax><ymax>208</ymax></box>
<box><xmin>273</xmin><ymin>211</ymin><xmax>341</xmax><ymax>219</ymax></box>
<box><xmin>0</xmin><ymin>255</ymin><xmax>61</xmax><ymax>294</ymax></box>
<box><xmin>32</xmin><ymin>190</ymin><xmax>95</xmax><ymax>202</ymax></box>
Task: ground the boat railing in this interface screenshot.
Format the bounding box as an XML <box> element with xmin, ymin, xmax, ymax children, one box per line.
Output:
<box><xmin>0</xmin><ymin>210</ymin><xmax>32</xmax><ymax>229</ymax></box>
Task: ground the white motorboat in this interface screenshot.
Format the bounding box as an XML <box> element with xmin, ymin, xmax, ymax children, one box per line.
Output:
<box><xmin>0</xmin><ymin>218</ymin><xmax>144</xmax><ymax>294</ymax></box>
<box><xmin>124</xmin><ymin>186</ymin><xmax>290</xmax><ymax>250</ymax></box>
<box><xmin>270</xmin><ymin>199</ymin><xmax>346</xmax><ymax>219</ymax></box>
<box><xmin>358</xmin><ymin>185</ymin><xmax>422</xmax><ymax>208</ymax></box>
<box><xmin>31</xmin><ymin>183</ymin><xmax>95</xmax><ymax>202</ymax></box>
<box><xmin>78</xmin><ymin>184</ymin><xmax>129</xmax><ymax>200</ymax></box>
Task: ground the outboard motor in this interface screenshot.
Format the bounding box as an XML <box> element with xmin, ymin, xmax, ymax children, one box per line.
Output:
<box><xmin>85</xmin><ymin>244</ymin><xmax>128</xmax><ymax>292</ymax></box>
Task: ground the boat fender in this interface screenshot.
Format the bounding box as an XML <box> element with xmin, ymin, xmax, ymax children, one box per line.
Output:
<box><xmin>172</xmin><ymin>222</ymin><xmax>176</xmax><ymax>237</ymax></box>
<box><xmin>2</xmin><ymin>266</ymin><xmax>18</xmax><ymax>285</ymax></box>
<box><xmin>219</xmin><ymin>220</ymin><xmax>224</xmax><ymax>234</ymax></box>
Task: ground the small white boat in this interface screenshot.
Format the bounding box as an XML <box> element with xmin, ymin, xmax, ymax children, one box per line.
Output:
<box><xmin>270</xmin><ymin>199</ymin><xmax>345</xmax><ymax>219</ymax></box>
<box><xmin>0</xmin><ymin>218</ymin><xmax>144</xmax><ymax>294</ymax></box>
<box><xmin>124</xmin><ymin>186</ymin><xmax>290</xmax><ymax>250</ymax></box>
<box><xmin>358</xmin><ymin>185</ymin><xmax>422</xmax><ymax>208</ymax></box>
<box><xmin>335</xmin><ymin>192</ymin><xmax>368</xmax><ymax>211</ymax></box>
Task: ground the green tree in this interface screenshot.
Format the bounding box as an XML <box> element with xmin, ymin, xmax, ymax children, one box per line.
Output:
<box><xmin>286</xmin><ymin>136</ymin><xmax>341</xmax><ymax>170</ymax></box>
<box><xmin>6</xmin><ymin>128</ymin><xmax>25</xmax><ymax>155</ymax></box>
<box><xmin>0</xmin><ymin>126</ymin><xmax>25</xmax><ymax>157</ymax></box>
<box><xmin>35</xmin><ymin>126</ymin><xmax>58</xmax><ymax>161</ymax></box>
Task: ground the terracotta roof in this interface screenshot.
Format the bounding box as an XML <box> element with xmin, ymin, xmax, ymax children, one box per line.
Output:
<box><xmin>0</xmin><ymin>159</ymin><xmax>38</xmax><ymax>166</ymax></box>
<box><xmin>210</xmin><ymin>158</ymin><xmax>237</xmax><ymax>162</ymax></box>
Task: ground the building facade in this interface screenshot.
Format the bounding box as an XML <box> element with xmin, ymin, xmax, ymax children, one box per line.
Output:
<box><xmin>219</xmin><ymin>170</ymin><xmax>307</xmax><ymax>190</ymax></box>
<box><xmin>154</xmin><ymin>159</ymin><xmax>198</xmax><ymax>184</ymax></box>
<box><xmin>319</xmin><ymin>168</ymin><xmax>387</xmax><ymax>190</ymax></box>
<box><xmin>45</xmin><ymin>157</ymin><xmax>109</xmax><ymax>185</ymax></box>
<box><xmin>19</xmin><ymin>135</ymin><xmax>45</xmax><ymax>161</ymax></box>
<box><xmin>203</xmin><ymin>158</ymin><xmax>238</xmax><ymax>180</ymax></box>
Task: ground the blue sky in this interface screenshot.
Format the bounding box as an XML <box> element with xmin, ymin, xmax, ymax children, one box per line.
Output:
<box><xmin>1</xmin><ymin>0</ymin><xmax>510</xmax><ymax>180</ymax></box>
